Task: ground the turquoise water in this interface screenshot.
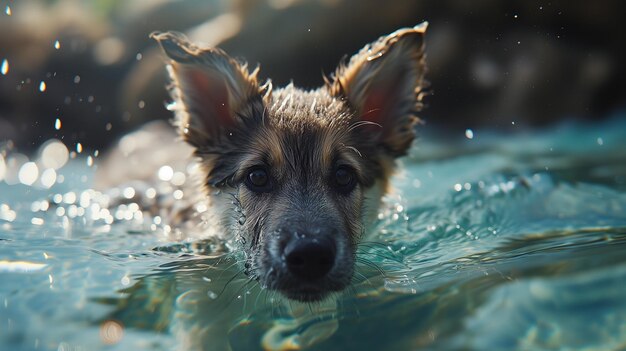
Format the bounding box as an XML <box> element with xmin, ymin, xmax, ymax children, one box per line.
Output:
<box><xmin>1</xmin><ymin>117</ymin><xmax>626</xmax><ymax>350</ymax></box>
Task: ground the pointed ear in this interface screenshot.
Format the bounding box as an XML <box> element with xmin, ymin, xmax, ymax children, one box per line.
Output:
<box><xmin>328</xmin><ymin>23</ymin><xmax>428</xmax><ymax>157</ymax></box>
<box><xmin>151</xmin><ymin>31</ymin><xmax>269</xmax><ymax>148</ymax></box>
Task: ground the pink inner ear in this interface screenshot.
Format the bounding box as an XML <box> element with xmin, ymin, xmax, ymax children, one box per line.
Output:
<box><xmin>360</xmin><ymin>86</ymin><xmax>397</xmax><ymax>136</ymax></box>
<box><xmin>185</xmin><ymin>69</ymin><xmax>234</xmax><ymax>130</ymax></box>
<box><xmin>361</xmin><ymin>89</ymin><xmax>387</xmax><ymax>125</ymax></box>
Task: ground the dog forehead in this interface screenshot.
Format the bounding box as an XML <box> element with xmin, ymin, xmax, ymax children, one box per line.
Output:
<box><xmin>267</xmin><ymin>86</ymin><xmax>351</xmax><ymax>128</ymax></box>
<box><xmin>243</xmin><ymin>87</ymin><xmax>351</xmax><ymax>168</ymax></box>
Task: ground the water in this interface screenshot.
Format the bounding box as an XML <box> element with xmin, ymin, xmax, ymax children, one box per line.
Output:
<box><xmin>1</xmin><ymin>117</ymin><xmax>626</xmax><ymax>350</ymax></box>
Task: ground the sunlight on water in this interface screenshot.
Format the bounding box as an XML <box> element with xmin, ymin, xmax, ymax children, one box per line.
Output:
<box><xmin>1</xmin><ymin>118</ymin><xmax>626</xmax><ymax>350</ymax></box>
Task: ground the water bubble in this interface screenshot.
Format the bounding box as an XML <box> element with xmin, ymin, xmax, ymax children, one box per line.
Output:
<box><xmin>87</xmin><ymin>156</ymin><xmax>94</xmax><ymax>166</ymax></box>
<box><xmin>136</xmin><ymin>53</ymin><xmax>143</xmax><ymax>61</ymax></box>
<box><xmin>18</xmin><ymin>162</ymin><xmax>39</xmax><ymax>186</ymax></box>
<box><xmin>465</xmin><ymin>129</ymin><xmax>474</xmax><ymax>139</ymax></box>
<box><xmin>54</xmin><ymin>40</ymin><xmax>61</xmax><ymax>50</ymax></box>
<box><xmin>76</xmin><ymin>143</ymin><xmax>83</xmax><ymax>153</ymax></box>
<box><xmin>597</xmin><ymin>137</ymin><xmax>604</xmax><ymax>146</ymax></box>
<box><xmin>31</xmin><ymin>218</ymin><xmax>44</xmax><ymax>225</ymax></box>
<box><xmin>54</xmin><ymin>118</ymin><xmax>61</xmax><ymax>130</ymax></box>
<box><xmin>39</xmin><ymin>81</ymin><xmax>47</xmax><ymax>92</ymax></box>
<box><xmin>1</xmin><ymin>59</ymin><xmax>8</xmax><ymax>75</ymax></box>
<box><xmin>5</xmin><ymin>6</ymin><xmax>11</xmax><ymax>16</ymax></box>
<box><xmin>207</xmin><ymin>291</ymin><xmax>218</xmax><ymax>299</ymax></box>
<box><xmin>453</xmin><ymin>183</ymin><xmax>463</xmax><ymax>192</ymax></box>
<box><xmin>138</xmin><ymin>100</ymin><xmax>145</xmax><ymax>109</ymax></box>
<box><xmin>73</xmin><ymin>75</ymin><xmax>81</xmax><ymax>84</ymax></box>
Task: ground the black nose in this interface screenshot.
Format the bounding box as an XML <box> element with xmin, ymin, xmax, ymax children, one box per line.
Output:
<box><xmin>284</xmin><ymin>238</ymin><xmax>336</xmax><ymax>281</ymax></box>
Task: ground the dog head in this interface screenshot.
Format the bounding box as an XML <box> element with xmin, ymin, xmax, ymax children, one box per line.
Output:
<box><xmin>152</xmin><ymin>23</ymin><xmax>427</xmax><ymax>302</ymax></box>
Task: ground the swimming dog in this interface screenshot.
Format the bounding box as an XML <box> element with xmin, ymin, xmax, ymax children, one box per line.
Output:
<box><xmin>145</xmin><ymin>22</ymin><xmax>428</xmax><ymax>304</ymax></box>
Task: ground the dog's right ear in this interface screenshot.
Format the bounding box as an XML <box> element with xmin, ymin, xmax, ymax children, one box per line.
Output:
<box><xmin>151</xmin><ymin>31</ymin><xmax>269</xmax><ymax>148</ymax></box>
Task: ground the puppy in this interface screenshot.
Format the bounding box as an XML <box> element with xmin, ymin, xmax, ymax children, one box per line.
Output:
<box><xmin>148</xmin><ymin>22</ymin><xmax>428</xmax><ymax>304</ymax></box>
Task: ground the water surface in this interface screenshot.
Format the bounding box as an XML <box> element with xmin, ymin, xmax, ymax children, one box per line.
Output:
<box><xmin>1</xmin><ymin>117</ymin><xmax>626</xmax><ymax>350</ymax></box>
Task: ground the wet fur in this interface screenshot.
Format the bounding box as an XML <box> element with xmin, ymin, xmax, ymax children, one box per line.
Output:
<box><xmin>150</xmin><ymin>23</ymin><xmax>428</xmax><ymax>302</ymax></box>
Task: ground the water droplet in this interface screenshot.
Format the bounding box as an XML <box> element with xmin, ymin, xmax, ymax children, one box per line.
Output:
<box><xmin>136</xmin><ymin>53</ymin><xmax>142</xmax><ymax>61</ymax></box>
<box><xmin>40</xmin><ymin>168</ymin><xmax>57</xmax><ymax>188</ymax></box>
<box><xmin>73</xmin><ymin>75</ymin><xmax>80</xmax><ymax>84</ymax></box>
<box><xmin>1</xmin><ymin>59</ymin><xmax>8</xmax><ymax>75</ymax></box>
<box><xmin>465</xmin><ymin>129</ymin><xmax>474</xmax><ymax>139</ymax></box>
<box><xmin>207</xmin><ymin>291</ymin><xmax>218</xmax><ymax>299</ymax></box>
<box><xmin>165</xmin><ymin>101</ymin><xmax>177</xmax><ymax>111</ymax></box>
<box><xmin>31</xmin><ymin>217</ymin><xmax>44</xmax><ymax>225</ymax></box>
<box><xmin>87</xmin><ymin>156</ymin><xmax>94</xmax><ymax>166</ymax></box>
<box><xmin>54</xmin><ymin>118</ymin><xmax>61</xmax><ymax>130</ymax></box>
<box><xmin>0</xmin><ymin>155</ymin><xmax>6</xmax><ymax>182</ymax></box>
<box><xmin>238</xmin><ymin>216</ymin><xmax>246</xmax><ymax>225</ymax></box>
<box><xmin>453</xmin><ymin>183</ymin><xmax>463</xmax><ymax>192</ymax></box>
<box><xmin>5</xmin><ymin>6</ymin><xmax>11</xmax><ymax>16</ymax></box>
<box><xmin>18</xmin><ymin>162</ymin><xmax>39</xmax><ymax>186</ymax></box>
<box><xmin>40</xmin><ymin>139</ymin><xmax>69</xmax><ymax>170</ymax></box>
<box><xmin>76</xmin><ymin>143</ymin><xmax>83</xmax><ymax>153</ymax></box>
<box><xmin>597</xmin><ymin>137</ymin><xmax>604</xmax><ymax>146</ymax></box>
<box><xmin>138</xmin><ymin>100</ymin><xmax>145</xmax><ymax>109</ymax></box>
<box><xmin>39</xmin><ymin>81</ymin><xmax>47</xmax><ymax>92</ymax></box>
<box><xmin>366</xmin><ymin>51</ymin><xmax>384</xmax><ymax>61</ymax></box>
<box><xmin>54</xmin><ymin>40</ymin><xmax>61</xmax><ymax>50</ymax></box>
<box><xmin>158</xmin><ymin>166</ymin><xmax>173</xmax><ymax>181</ymax></box>
<box><xmin>123</xmin><ymin>187</ymin><xmax>135</xmax><ymax>199</ymax></box>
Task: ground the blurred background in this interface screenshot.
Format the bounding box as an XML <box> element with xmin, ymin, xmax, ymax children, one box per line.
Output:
<box><xmin>0</xmin><ymin>0</ymin><xmax>625</xmax><ymax>153</ymax></box>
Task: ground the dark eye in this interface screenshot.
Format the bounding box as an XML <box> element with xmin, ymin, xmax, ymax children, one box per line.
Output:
<box><xmin>245</xmin><ymin>168</ymin><xmax>272</xmax><ymax>192</ymax></box>
<box><xmin>333</xmin><ymin>166</ymin><xmax>357</xmax><ymax>193</ymax></box>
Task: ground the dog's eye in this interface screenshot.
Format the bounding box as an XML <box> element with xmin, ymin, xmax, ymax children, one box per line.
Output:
<box><xmin>245</xmin><ymin>168</ymin><xmax>272</xmax><ymax>192</ymax></box>
<box><xmin>333</xmin><ymin>166</ymin><xmax>357</xmax><ymax>193</ymax></box>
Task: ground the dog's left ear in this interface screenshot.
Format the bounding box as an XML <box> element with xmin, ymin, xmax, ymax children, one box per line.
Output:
<box><xmin>328</xmin><ymin>23</ymin><xmax>428</xmax><ymax>157</ymax></box>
